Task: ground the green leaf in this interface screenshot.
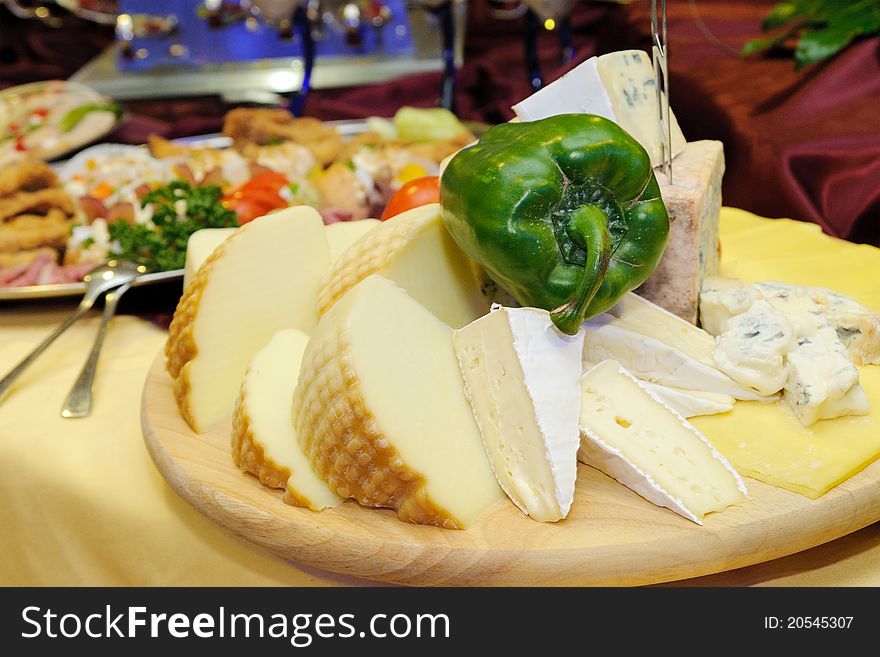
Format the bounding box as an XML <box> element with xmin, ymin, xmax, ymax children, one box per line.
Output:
<box><xmin>741</xmin><ymin>32</ymin><xmax>795</xmax><ymax>57</ymax></box>
<box><xmin>762</xmin><ymin>2</ymin><xmax>800</xmax><ymax>30</ymax></box>
<box><xmin>794</xmin><ymin>2</ymin><xmax>880</xmax><ymax>67</ymax></box>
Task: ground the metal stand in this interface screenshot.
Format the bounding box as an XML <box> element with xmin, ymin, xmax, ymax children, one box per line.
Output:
<box><xmin>433</xmin><ymin>1</ymin><xmax>457</xmax><ymax>111</ymax></box>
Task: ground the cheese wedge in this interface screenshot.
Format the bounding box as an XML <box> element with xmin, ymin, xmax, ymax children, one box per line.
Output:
<box><xmin>167</xmin><ymin>207</ymin><xmax>331</xmax><ymax>433</ymax></box>
<box><xmin>325</xmin><ymin>218</ymin><xmax>380</xmax><ymax>262</ymax></box>
<box><xmin>578</xmin><ymin>360</ymin><xmax>748</xmax><ymax>524</ymax></box>
<box><xmin>512</xmin><ymin>49</ymin><xmax>687</xmax><ymax>168</ymax></box>
<box><xmin>317</xmin><ymin>203</ymin><xmax>488</xmax><ymax>329</ymax></box>
<box><xmin>231</xmin><ymin>329</ymin><xmax>342</xmax><ymax>510</ymax></box>
<box><xmin>183</xmin><ymin>227</ymin><xmax>237</xmax><ymax>289</ymax></box>
<box><xmin>639</xmin><ymin>382</ymin><xmax>734</xmax><ymax>418</ymax></box>
<box><xmin>293</xmin><ymin>274</ymin><xmax>503</xmax><ymax>528</ymax></box>
<box><xmin>582</xmin><ymin>318</ymin><xmax>769</xmax><ymax>401</ymax></box>
<box><xmin>607</xmin><ymin>291</ymin><xmax>717</xmax><ymax>368</ymax></box>
<box><xmin>454</xmin><ymin>306</ymin><xmax>584</xmax><ymax>522</ymax></box>
<box><xmin>637</xmin><ymin>140</ymin><xmax>725</xmax><ymax>323</ymax></box>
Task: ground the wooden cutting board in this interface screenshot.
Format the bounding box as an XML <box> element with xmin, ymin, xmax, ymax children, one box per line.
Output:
<box><xmin>141</xmin><ymin>353</ymin><xmax>880</xmax><ymax>586</ymax></box>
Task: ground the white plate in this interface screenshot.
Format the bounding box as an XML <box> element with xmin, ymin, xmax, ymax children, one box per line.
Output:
<box><xmin>0</xmin><ymin>268</ymin><xmax>183</xmax><ymax>302</ymax></box>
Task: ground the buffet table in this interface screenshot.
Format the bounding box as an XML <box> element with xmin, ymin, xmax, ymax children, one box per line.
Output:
<box><xmin>2</xmin><ymin>207</ymin><xmax>879</xmax><ymax>587</ymax></box>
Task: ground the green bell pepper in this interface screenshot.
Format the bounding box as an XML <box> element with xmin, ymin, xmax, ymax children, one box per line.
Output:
<box><xmin>440</xmin><ymin>114</ymin><xmax>669</xmax><ymax>335</ymax></box>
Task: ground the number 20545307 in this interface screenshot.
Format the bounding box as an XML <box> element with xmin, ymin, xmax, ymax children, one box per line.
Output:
<box><xmin>764</xmin><ymin>617</ymin><xmax>854</xmax><ymax>629</ymax></box>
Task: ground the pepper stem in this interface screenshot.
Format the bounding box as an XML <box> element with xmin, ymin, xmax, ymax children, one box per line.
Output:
<box><xmin>550</xmin><ymin>205</ymin><xmax>611</xmax><ymax>335</ymax></box>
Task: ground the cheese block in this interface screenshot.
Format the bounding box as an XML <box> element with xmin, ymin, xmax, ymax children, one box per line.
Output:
<box><xmin>784</xmin><ymin>326</ymin><xmax>869</xmax><ymax>425</ymax></box>
<box><xmin>582</xmin><ymin>318</ymin><xmax>769</xmax><ymax>401</ymax></box>
<box><xmin>578</xmin><ymin>360</ymin><xmax>748</xmax><ymax>524</ymax></box>
<box><xmin>606</xmin><ymin>291</ymin><xmax>717</xmax><ymax>368</ymax></box>
<box><xmin>712</xmin><ymin>300</ymin><xmax>795</xmax><ymax>396</ymax></box>
<box><xmin>324</xmin><ymin>218</ymin><xmax>380</xmax><ymax>262</ymax></box>
<box><xmin>292</xmin><ymin>274</ymin><xmax>503</xmax><ymax>528</ymax></box>
<box><xmin>453</xmin><ymin>306</ymin><xmax>584</xmax><ymax>522</ymax></box>
<box><xmin>636</xmin><ymin>140</ymin><xmax>724</xmax><ymax>324</ymax></box>
<box><xmin>183</xmin><ymin>227</ymin><xmax>236</xmax><ymax>289</ymax></box>
<box><xmin>232</xmin><ymin>329</ymin><xmax>342</xmax><ymax>510</ymax></box>
<box><xmin>166</xmin><ymin>207</ymin><xmax>330</xmax><ymax>433</ymax></box>
<box><xmin>512</xmin><ymin>49</ymin><xmax>686</xmax><ymax>168</ymax></box>
<box><xmin>640</xmin><ymin>382</ymin><xmax>734</xmax><ymax>418</ymax></box>
<box><xmin>317</xmin><ymin>203</ymin><xmax>488</xmax><ymax>329</ymax></box>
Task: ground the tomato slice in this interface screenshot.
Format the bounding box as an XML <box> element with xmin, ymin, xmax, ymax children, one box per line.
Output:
<box><xmin>380</xmin><ymin>176</ymin><xmax>440</xmax><ymax>220</ymax></box>
<box><xmin>239</xmin><ymin>171</ymin><xmax>289</xmax><ymax>194</ymax></box>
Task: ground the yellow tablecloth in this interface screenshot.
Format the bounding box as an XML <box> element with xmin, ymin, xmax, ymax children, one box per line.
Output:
<box><xmin>1</xmin><ymin>207</ymin><xmax>879</xmax><ymax>586</ymax></box>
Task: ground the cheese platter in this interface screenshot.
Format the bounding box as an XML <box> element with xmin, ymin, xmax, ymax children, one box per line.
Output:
<box><xmin>136</xmin><ymin>47</ymin><xmax>880</xmax><ymax>586</ymax></box>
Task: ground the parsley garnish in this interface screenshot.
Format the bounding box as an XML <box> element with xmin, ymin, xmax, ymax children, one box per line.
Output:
<box><xmin>108</xmin><ymin>181</ymin><xmax>238</xmax><ymax>272</ymax></box>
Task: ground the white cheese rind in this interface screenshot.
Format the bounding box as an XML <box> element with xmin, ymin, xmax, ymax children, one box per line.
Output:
<box><xmin>578</xmin><ymin>360</ymin><xmax>748</xmax><ymax>524</ymax></box>
<box><xmin>454</xmin><ymin>306</ymin><xmax>584</xmax><ymax>522</ymax></box>
<box><xmin>511</xmin><ymin>50</ymin><xmax>687</xmax><ymax>168</ymax></box>
<box><xmin>582</xmin><ymin>319</ymin><xmax>770</xmax><ymax>401</ymax></box>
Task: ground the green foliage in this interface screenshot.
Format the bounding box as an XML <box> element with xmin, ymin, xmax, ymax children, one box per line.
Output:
<box><xmin>109</xmin><ymin>181</ymin><xmax>238</xmax><ymax>272</ymax></box>
<box><xmin>742</xmin><ymin>0</ymin><xmax>880</xmax><ymax>68</ymax></box>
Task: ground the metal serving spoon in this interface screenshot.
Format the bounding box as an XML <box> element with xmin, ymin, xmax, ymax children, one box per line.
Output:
<box><xmin>0</xmin><ymin>260</ymin><xmax>146</xmax><ymax>405</ymax></box>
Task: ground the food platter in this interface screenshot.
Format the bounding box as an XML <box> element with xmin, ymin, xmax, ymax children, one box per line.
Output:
<box><xmin>141</xmin><ymin>353</ymin><xmax>880</xmax><ymax>586</ymax></box>
<box><xmin>0</xmin><ymin>80</ymin><xmax>122</xmax><ymax>164</ymax></box>
<box><xmin>0</xmin><ymin>117</ymin><xmax>476</xmax><ymax>301</ymax></box>
<box><xmin>0</xmin><ymin>267</ymin><xmax>181</xmax><ymax>301</ymax></box>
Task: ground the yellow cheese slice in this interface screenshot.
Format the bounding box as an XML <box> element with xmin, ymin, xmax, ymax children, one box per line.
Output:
<box><xmin>688</xmin><ymin>208</ymin><xmax>880</xmax><ymax>497</ymax></box>
<box><xmin>232</xmin><ymin>328</ymin><xmax>342</xmax><ymax>510</ymax></box>
<box><xmin>691</xmin><ymin>366</ymin><xmax>880</xmax><ymax>498</ymax></box>
<box><xmin>317</xmin><ymin>203</ymin><xmax>488</xmax><ymax>329</ymax></box>
<box><xmin>293</xmin><ymin>274</ymin><xmax>503</xmax><ymax>528</ymax></box>
<box><xmin>324</xmin><ymin>219</ymin><xmax>380</xmax><ymax>262</ymax></box>
<box><xmin>183</xmin><ymin>227</ymin><xmax>237</xmax><ymax>290</ymax></box>
<box><xmin>166</xmin><ymin>207</ymin><xmax>331</xmax><ymax>433</ymax></box>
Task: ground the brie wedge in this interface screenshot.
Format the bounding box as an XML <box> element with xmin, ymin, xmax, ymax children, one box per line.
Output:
<box><xmin>454</xmin><ymin>306</ymin><xmax>584</xmax><ymax>522</ymax></box>
<box><xmin>578</xmin><ymin>360</ymin><xmax>748</xmax><ymax>524</ymax></box>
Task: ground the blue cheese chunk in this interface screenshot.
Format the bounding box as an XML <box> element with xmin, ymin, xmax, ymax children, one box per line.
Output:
<box><xmin>785</xmin><ymin>326</ymin><xmax>869</xmax><ymax>426</ymax></box>
<box><xmin>712</xmin><ymin>300</ymin><xmax>795</xmax><ymax>396</ymax></box>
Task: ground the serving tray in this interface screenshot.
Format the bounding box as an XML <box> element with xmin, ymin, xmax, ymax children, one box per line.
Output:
<box><xmin>141</xmin><ymin>353</ymin><xmax>880</xmax><ymax>586</ymax></box>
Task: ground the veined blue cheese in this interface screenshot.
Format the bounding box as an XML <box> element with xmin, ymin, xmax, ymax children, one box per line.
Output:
<box><xmin>712</xmin><ymin>300</ymin><xmax>795</xmax><ymax>396</ymax></box>
<box><xmin>785</xmin><ymin>326</ymin><xmax>869</xmax><ymax>425</ymax></box>
<box><xmin>636</xmin><ymin>140</ymin><xmax>725</xmax><ymax>324</ymax></box>
<box><xmin>511</xmin><ymin>49</ymin><xmax>686</xmax><ymax>168</ymax></box>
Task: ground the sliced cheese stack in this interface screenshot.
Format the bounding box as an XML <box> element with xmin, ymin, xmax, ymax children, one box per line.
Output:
<box><xmin>293</xmin><ymin>274</ymin><xmax>503</xmax><ymax>528</ymax></box>
<box><xmin>167</xmin><ymin>207</ymin><xmax>331</xmax><ymax>432</ymax></box>
<box><xmin>232</xmin><ymin>329</ymin><xmax>341</xmax><ymax>510</ymax></box>
<box><xmin>183</xmin><ymin>227</ymin><xmax>237</xmax><ymax>289</ymax></box>
<box><xmin>512</xmin><ymin>49</ymin><xmax>687</xmax><ymax>168</ymax></box>
<box><xmin>317</xmin><ymin>203</ymin><xmax>488</xmax><ymax>329</ymax></box>
<box><xmin>637</xmin><ymin>140</ymin><xmax>725</xmax><ymax>323</ymax></box>
<box><xmin>640</xmin><ymin>382</ymin><xmax>734</xmax><ymax>419</ymax></box>
<box><xmin>582</xmin><ymin>293</ymin><xmax>769</xmax><ymax>402</ymax></box>
<box><xmin>578</xmin><ymin>360</ymin><xmax>748</xmax><ymax>524</ymax></box>
<box><xmin>454</xmin><ymin>306</ymin><xmax>584</xmax><ymax>522</ymax></box>
<box><xmin>325</xmin><ymin>218</ymin><xmax>380</xmax><ymax>262</ymax></box>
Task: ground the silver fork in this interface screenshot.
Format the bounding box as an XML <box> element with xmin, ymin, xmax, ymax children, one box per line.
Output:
<box><xmin>60</xmin><ymin>281</ymin><xmax>134</xmax><ymax>418</ymax></box>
